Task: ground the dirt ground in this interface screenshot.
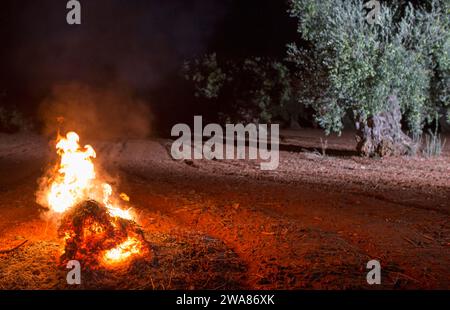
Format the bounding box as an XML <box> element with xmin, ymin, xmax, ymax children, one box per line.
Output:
<box><xmin>0</xmin><ymin>129</ymin><xmax>449</xmax><ymax>289</ymax></box>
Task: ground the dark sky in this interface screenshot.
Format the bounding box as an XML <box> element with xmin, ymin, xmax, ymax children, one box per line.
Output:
<box><xmin>0</xmin><ymin>0</ymin><xmax>296</xmax><ymax>129</ymax></box>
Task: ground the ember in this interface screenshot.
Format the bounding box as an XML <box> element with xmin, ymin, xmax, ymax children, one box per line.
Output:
<box><xmin>58</xmin><ymin>200</ymin><xmax>147</xmax><ymax>268</ymax></box>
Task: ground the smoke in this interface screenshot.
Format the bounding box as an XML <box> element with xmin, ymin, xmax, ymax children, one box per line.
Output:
<box><xmin>39</xmin><ymin>83</ymin><xmax>152</xmax><ymax>140</ymax></box>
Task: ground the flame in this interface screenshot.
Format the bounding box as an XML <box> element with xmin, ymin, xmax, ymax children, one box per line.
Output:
<box><xmin>102</xmin><ymin>184</ymin><xmax>133</xmax><ymax>220</ymax></box>
<box><xmin>102</xmin><ymin>237</ymin><xmax>143</xmax><ymax>264</ymax></box>
<box><xmin>120</xmin><ymin>193</ymin><xmax>130</xmax><ymax>202</ymax></box>
<box><xmin>45</xmin><ymin>131</ymin><xmax>132</xmax><ymax>220</ymax></box>
<box><xmin>38</xmin><ymin>131</ymin><xmax>145</xmax><ymax>266</ymax></box>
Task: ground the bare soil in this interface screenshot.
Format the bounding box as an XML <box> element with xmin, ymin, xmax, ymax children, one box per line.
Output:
<box><xmin>0</xmin><ymin>129</ymin><xmax>449</xmax><ymax>289</ymax></box>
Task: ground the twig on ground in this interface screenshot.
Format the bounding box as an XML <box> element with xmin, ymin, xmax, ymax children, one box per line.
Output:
<box><xmin>390</xmin><ymin>271</ymin><xmax>421</xmax><ymax>283</ymax></box>
<box><xmin>261</xmin><ymin>232</ymin><xmax>275</xmax><ymax>235</ymax></box>
<box><xmin>202</xmin><ymin>275</ymin><xmax>212</xmax><ymax>289</ymax></box>
<box><xmin>420</xmin><ymin>233</ymin><xmax>435</xmax><ymax>242</ymax></box>
<box><xmin>0</xmin><ymin>240</ymin><xmax>28</xmax><ymax>254</ymax></box>
<box><xmin>167</xmin><ymin>265</ymin><xmax>175</xmax><ymax>289</ymax></box>
<box><xmin>402</xmin><ymin>236</ymin><xmax>420</xmax><ymax>247</ymax></box>
<box><xmin>150</xmin><ymin>276</ymin><xmax>155</xmax><ymax>290</ymax></box>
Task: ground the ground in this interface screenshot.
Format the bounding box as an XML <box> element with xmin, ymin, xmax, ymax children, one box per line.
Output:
<box><xmin>0</xmin><ymin>129</ymin><xmax>449</xmax><ymax>289</ymax></box>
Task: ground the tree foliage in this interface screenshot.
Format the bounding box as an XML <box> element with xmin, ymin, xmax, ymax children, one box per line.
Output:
<box><xmin>183</xmin><ymin>54</ymin><xmax>300</xmax><ymax>124</ymax></box>
<box><xmin>288</xmin><ymin>0</ymin><xmax>449</xmax><ymax>136</ymax></box>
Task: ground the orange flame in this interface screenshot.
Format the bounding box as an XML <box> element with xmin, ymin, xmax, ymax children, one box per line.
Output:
<box><xmin>44</xmin><ymin>131</ymin><xmax>132</xmax><ymax>220</ymax></box>
<box><xmin>102</xmin><ymin>237</ymin><xmax>143</xmax><ymax>265</ymax></box>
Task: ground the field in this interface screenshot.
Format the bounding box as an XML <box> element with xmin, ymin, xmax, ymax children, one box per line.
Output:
<box><xmin>0</xmin><ymin>129</ymin><xmax>449</xmax><ymax>289</ymax></box>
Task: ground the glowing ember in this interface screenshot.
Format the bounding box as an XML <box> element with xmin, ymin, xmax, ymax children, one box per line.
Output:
<box><xmin>57</xmin><ymin>200</ymin><xmax>147</xmax><ymax>267</ymax></box>
<box><xmin>102</xmin><ymin>237</ymin><xmax>143</xmax><ymax>264</ymax></box>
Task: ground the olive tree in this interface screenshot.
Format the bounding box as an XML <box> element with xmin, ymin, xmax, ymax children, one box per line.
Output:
<box><xmin>183</xmin><ymin>54</ymin><xmax>304</xmax><ymax>125</ymax></box>
<box><xmin>288</xmin><ymin>0</ymin><xmax>449</xmax><ymax>156</ymax></box>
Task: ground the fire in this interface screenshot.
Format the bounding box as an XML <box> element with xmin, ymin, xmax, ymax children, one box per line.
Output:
<box><xmin>102</xmin><ymin>237</ymin><xmax>143</xmax><ymax>264</ymax></box>
<box><xmin>47</xmin><ymin>132</ymin><xmax>96</xmax><ymax>213</ymax></box>
<box><xmin>102</xmin><ymin>184</ymin><xmax>132</xmax><ymax>220</ymax></box>
<box><xmin>37</xmin><ymin>131</ymin><xmax>146</xmax><ymax>267</ymax></box>
<box><xmin>44</xmin><ymin>131</ymin><xmax>132</xmax><ymax>220</ymax></box>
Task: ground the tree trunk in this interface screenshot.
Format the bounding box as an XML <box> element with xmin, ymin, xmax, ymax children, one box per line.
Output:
<box><xmin>290</xmin><ymin>115</ymin><xmax>301</xmax><ymax>130</ymax></box>
<box><xmin>355</xmin><ymin>96</ymin><xmax>418</xmax><ymax>157</ymax></box>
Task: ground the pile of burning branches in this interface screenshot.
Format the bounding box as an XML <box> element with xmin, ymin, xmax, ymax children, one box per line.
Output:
<box><xmin>36</xmin><ymin>131</ymin><xmax>150</xmax><ymax>268</ymax></box>
<box><xmin>58</xmin><ymin>200</ymin><xmax>148</xmax><ymax>268</ymax></box>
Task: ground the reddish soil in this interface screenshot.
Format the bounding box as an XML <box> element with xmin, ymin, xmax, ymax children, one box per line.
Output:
<box><xmin>0</xmin><ymin>130</ymin><xmax>449</xmax><ymax>289</ymax></box>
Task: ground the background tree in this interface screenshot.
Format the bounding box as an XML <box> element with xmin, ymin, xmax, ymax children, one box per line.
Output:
<box><xmin>288</xmin><ymin>0</ymin><xmax>449</xmax><ymax>156</ymax></box>
<box><xmin>0</xmin><ymin>90</ymin><xmax>33</xmax><ymax>133</ymax></box>
<box><xmin>183</xmin><ymin>54</ymin><xmax>308</xmax><ymax>126</ymax></box>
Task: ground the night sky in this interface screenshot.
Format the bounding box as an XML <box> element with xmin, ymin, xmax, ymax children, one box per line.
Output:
<box><xmin>0</xmin><ymin>0</ymin><xmax>296</xmax><ymax>131</ymax></box>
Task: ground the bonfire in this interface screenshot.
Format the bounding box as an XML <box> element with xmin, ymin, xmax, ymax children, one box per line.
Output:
<box><xmin>36</xmin><ymin>131</ymin><xmax>149</xmax><ymax>268</ymax></box>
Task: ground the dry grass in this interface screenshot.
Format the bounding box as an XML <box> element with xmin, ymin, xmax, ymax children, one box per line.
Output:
<box><xmin>0</xmin><ymin>230</ymin><xmax>246</xmax><ymax>290</ymax></box>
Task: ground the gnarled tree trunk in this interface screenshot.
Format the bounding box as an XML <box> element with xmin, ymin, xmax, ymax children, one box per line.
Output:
<box><xmin>355</xmin><ymin>96</ymin><xmax>418</xmax><ymax>157</ymax></box>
